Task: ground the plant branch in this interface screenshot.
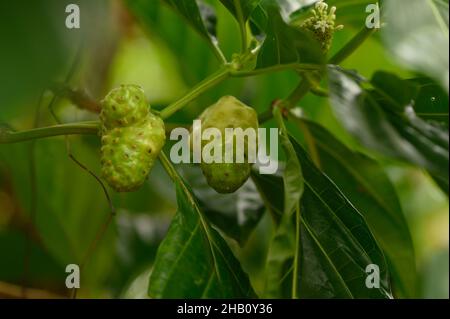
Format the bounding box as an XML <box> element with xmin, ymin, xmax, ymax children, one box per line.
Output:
<box><xmin>234</xmin><ymin>0</ymin><xmax>248</xmax><ymax>52</ymax></box>
<box><xmin>159</xmin><ymin>66</ymin><xmax>231</xmax><ymax>120</ymax></box>
<box><xmin>329</xmin><ymin>27</ymin><xmax>377</xmax><ymax>65</ymax></box>
<box><xmin>230</xmin><ymin>63</ymin><xmax>322</xmax><ymax>77</ymax></box>
<box><xmin>51</xmin><ymin>83</ymin><xmax>101</xmax><ymax>113</ymax></box>
<box><xmin>0</xmin><ymin>122</ymin><xmax>99</xmax><ymax>144</ymax></box>
<box><xmin>258</xmin><ymin>27</ymin><xmax>377</xmax><ymax>124</ymax></box>
<box><xmin>2</xmin><ymin>26</ymin><xmax>374</xmax><ymax>145</ymax></box>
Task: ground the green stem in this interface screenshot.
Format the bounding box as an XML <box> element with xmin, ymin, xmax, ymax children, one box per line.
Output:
<box><xmin>231</xmin><ymin>63</ymin><xmax>322</xmax><ymax>77</ymax></box>
<box><xmin>234</xmin><ymin>0</ymin><xmax>248</xmax><ymax>52</ymax></box>
<box><xmin>285</xmin><ymin>79</ymin><xmax>312</xmax><ymax>107</ymax></box>
<box><xmin>258</xmin><ymin>27</ymin><xmax>377</xmax><ymax>124</ymax></box>
<box><xmin>3</xmin><ymin>27</ymin><xmax>375</xmax><ymax>144</ymax></box>
<box><xmin>329</xmin><ymin>27</ymin><xmax>377</xmax><ymax>65</ymax></box>
<box><xmin>158</xmin><ymin>150</ymin><xmax>178</xmax><ymax>183</ymax></box>
<box><xmin>159</xmin><ymin>66</ymin><xmax>231</xmax><ymax>120</ymax></box>
<box><xmin>0</xmin><ymin>122</ymin><xmax>99</xmax><ymax>144</ymax></box>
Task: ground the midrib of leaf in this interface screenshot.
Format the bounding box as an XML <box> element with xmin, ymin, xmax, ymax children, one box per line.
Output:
<box><xmin>200</xmin><ymin>270</ymin><xmax>216</xmax><ymax>298</ymax></box>
<box><xmin>300</xmin><ymin>215</ymin><xmax>354</xmax><ymax>298</ymax></box>
<box><xmin>159</xmin><ymin>222</ymin><xmax>201</xmax><ymax>296</ymax></box>
<box><xmin>159</xmin><ymin>152</ymin><xmax>248</xmax><ymax>296</ymax></box>
<box><xmin>303</xmin><ymin>178</ymin><xmax>375</xmax><ymax>264</ymax></box>
<box><xmin>211</xmin><ymin>239</ymin><xmax>249</xmax><ymax>295</ymax></box>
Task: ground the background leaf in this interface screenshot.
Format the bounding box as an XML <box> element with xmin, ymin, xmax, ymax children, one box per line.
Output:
<box><xmin>255</xmin><ymin>7</ymin><xmax>324</xmax><ymax>68</ymax></box>
<box><xmin>328</xmin><ymin>66</ymin><xmax>449</xmax><ymax>194</ymax></box>
<box><xmin>383</xmin><ymin>0</ymin><xmax>449</xmax><ymax>92</ymax></box>
<box><xmin>160</xmin><ymin>0</ymin><xmax>224</xmax><ymax>60</ymax></box>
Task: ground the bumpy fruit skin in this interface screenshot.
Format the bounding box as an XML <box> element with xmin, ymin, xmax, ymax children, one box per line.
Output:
<box><xmin>198</xmin><ymin>96</ymin><xmax>258</xmax><ymax>194</ymax></box>
<box><xmin>100</xmin><ymin>85</ymin><xmax>165</xmax><ymax>192</ymax></box>
<box><xmin>99</xmin><ymin>84</ymin><xmax>149</xmax><ymax>132</ymax></box>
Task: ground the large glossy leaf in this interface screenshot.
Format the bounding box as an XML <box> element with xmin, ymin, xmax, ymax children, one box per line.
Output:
<box><xmin>180</xmin><ymin>164</ymin><xmax>265</xmax><ymax>245</ymax></box>
<box><xmin>291</xmin><ymin>118</ymin><xmax>417</xmax><ymax>297</ymax></box>
<box><xmin>256</xmin><ymin>7</ymin><xmax>324</xmax><ymax>68</ymax></box>
<box><xmin>263</xmin><ymin>137</ymin><xmax>391</xmax><ymax>298</ymax></box>
<box><xmin>148</xmin><ymin>166</ymin><xmax>256</xmax><ymax>298</ymax></box>
<box><xmin>328</xmin><ymin>66</ymin><xmax>449</xmax><ymax>194</ymax></box>
<box><xmin>383</xmin><ymin>0</ymin><xmax>449</xmax><ymax>92</ymax></box>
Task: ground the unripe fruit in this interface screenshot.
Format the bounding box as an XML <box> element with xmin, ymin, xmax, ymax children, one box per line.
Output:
<box><xmin>197</xmin><ymin>96</ymin><xmax>258</xmax><ymax>194</ymax></box>
<box><xmin>100</xmin><ymin>85</ymin><xmax>166</xmax><ymax>192</ymax></box>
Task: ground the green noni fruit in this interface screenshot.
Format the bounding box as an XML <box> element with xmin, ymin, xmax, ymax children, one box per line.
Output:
<box><xmin>100</xmin><ymin>85</ymin><xmax>165</xmax><ymax>192</ymax></box>
<box><xmin>198</xmin><ymin>96</ymin><xmax>258</xmax><ymax>194</ymax></box>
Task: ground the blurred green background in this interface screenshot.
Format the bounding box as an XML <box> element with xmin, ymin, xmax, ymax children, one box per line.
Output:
<box><xmin>0</xmin><ymin>0</ymin><xmax>448</xmax><ymax>298</ymax></box>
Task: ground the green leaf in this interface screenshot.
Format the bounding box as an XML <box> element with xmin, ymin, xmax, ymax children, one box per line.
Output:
<box><xmin>0</xmin><ymin>138</ymin><xmax>116</xmax><ymax>287</ymax></box>
<box><xmin>273</xmin><ymin>107</ymin><xmax>303</xmax><ymax>215</ymax></box>
<box><xmin>148</xmin><ymin>166</ymin><xmax>256</xmax><ymax>298</ymax></box>
<box><xmin>264</xmin><ymin>137</ymin><xmax>391</xmax><ymax>298</ymax></box>
<box><xmin>251</xmin><ymin>170</ymin><xmax>284</xmax><ymax>223</ymax></box>
<box><xmin>180</xmin><ymin>164</ymin><xmax>265</xmax><ymax>245</ymax></box>
<box><xmin>219</xmin><ymin>0</ymin><xmax>261</xmax><ymax>22</ymax></box>
<box><xmin>383</xmin><ymin>0</ymin><xmax>449</xmax><ymax>92</ymax></box>
<box><xmin>409</xmin><ymin>77</ymin><xmax>449</xmax><ymax>127</ymax></box>
<box><xmin>291</xmin><ymin>118</ymin><xmax>417</xmax><ymax>298</ymax></box>
<box><xmin>256</xmin><ymin>7</ymin><xmax>324</xmax><ymax>68</ymax></box>
<box><xmin>328</xmin><ymin>66</ymin><xmax>449</xmax><ymax>194</ymax></box>
<box><xmin>128</xmin><ymin>0</ymin><xmax>225</xmax><ymax>63</ymax></box>
<box><xmin>0</xmin><ymin>230</ymin><xmax>66</xmax><ymax>290</ymax></box>
<box><xmin>125</xmin><ymin>0</ymin><xmax>220</xmax><ymax>84</ymax></box>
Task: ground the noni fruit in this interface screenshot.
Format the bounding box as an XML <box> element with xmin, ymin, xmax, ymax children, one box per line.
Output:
<box><xmin>100</xmin><ymin>85</ymin><xmax>166</xmax><ymax>192</ymax></box>
<box><xmin>197</xmin><ymin>96</ymin><xmax>258</xmax><ymax>194</ymax></box>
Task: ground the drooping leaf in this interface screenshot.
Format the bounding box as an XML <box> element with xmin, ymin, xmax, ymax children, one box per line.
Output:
<box><xmin>180</xmin><ymin>164</ymin><xmax>265</xmax><ymax>245</ymax></box>
<box><xmin>273</xmin><ymin>107</ymin><xmax>303</xmax><ymax>216</ymax></box>
<box><xmin>263</xmin><ymin>137</ymin><xmax>391</xmax><ymax>298</ymax></box>
<box><xmin>148</xmin><ymin>164</ymin><xmax>256</xmax><ymax>298</ymax></box>
<box><xmin>290</xmin><ymin>117</ymin><xmax>417</xmax><ymax>297</ymax></box>
<box><xmin>328</xmin><ymin>66</ymin><xmax>449</xmax><ymax>194</ymax></box>
<box><xmin>383</xmin><ymin>0</ymin><xmax>449</xmax><ymax>92</ymax></box>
